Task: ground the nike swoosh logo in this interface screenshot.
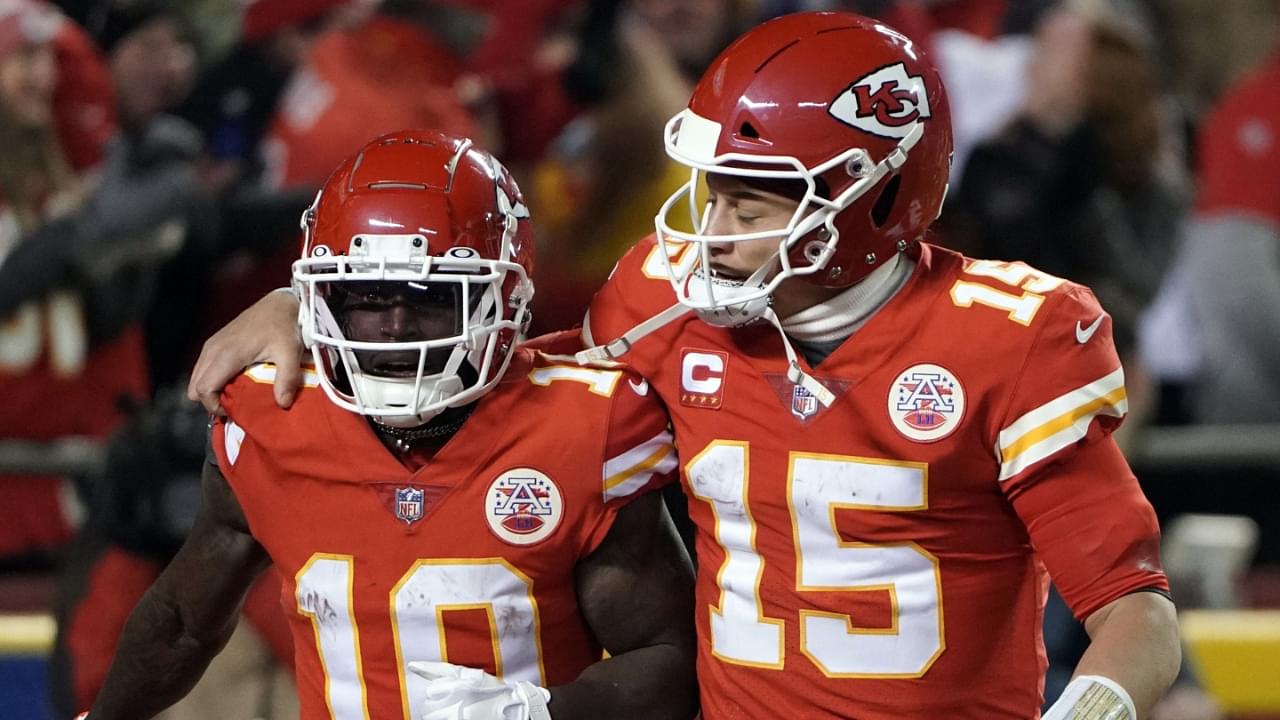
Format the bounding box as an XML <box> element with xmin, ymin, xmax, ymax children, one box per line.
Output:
<box><xmin>628</xmin><ymin>378</ymin><xmax>649</xmax><ymax>396</ymax></box>
<box><xmin>1076</xmin><ymin>313</ymin><xmax>1105</xmax><ymax>343</ymax></box>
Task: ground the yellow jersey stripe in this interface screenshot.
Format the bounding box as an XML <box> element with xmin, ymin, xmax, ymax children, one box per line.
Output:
<box><xmin>997</xmin><ymin>389</ymin><xmax>1128</xmax><ymax>481</ymax></box>
<box><xmin>604</xmin><ymin>442</ymin><xmax>675</xmax><ymax>492</ymax></box>
<box><xmin>1000</xmin><ymin>386</ymin><xmax>1128</xmax><ymax>462</ymax></box>
<box><xmin>998</xmin><ymin>367</ymin><xmax>1125</xmax><ymax>445</ymax></box>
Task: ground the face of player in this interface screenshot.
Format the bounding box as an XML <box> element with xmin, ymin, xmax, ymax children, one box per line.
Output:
<box><xmin>702</xmin><ymin>173</ymin><xmax>842</xmax><ymax>318</ymax></box>
<box><xmin>329</xmin><ymin>281</ymin><xmax>463</xmax><ymax>378</ymax></box>
<box><xmin>702</xmin><ymin>173</ymin><xmax>799</xmax><ymax>278</ymax></box>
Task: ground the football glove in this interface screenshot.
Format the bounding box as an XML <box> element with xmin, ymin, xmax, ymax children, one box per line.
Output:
<box><xmin>409</xmin><ymin>660</ymin><xmax>551</xmax><ymax>720</ymax></box>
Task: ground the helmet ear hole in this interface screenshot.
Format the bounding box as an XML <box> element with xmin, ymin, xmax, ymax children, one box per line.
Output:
<box><xmin>871</xmin><ymin>174</ymin><xmax>902</xmax><ymax>227</ymax></box>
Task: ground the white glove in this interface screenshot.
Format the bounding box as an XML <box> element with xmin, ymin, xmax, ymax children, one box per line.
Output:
<box><xmin>409</xmin><ymin>660</ymin><xmax>552</xmax><ymax>720</ymax></box>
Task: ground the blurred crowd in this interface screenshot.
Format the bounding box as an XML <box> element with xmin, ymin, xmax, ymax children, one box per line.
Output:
<box><xmin>0</xmin><ymin>0</ymin><xmax>1277</xmax><ymax>718</ymax></box>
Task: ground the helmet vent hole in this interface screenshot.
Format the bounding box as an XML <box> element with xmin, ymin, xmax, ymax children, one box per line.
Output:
<box><xmin>369</xmin><ymin>182</ymin><xmax>427</xmax><ymax>190</ymax></box>
<box><xmin>739</xmin><ymin>122</ymin><xmax>759</xmax><ymax>139</ymax></box>
<box><xmin>871</xmin><ymin>174</ymin><xmax>902</xmax><ymax>227</ymax></box>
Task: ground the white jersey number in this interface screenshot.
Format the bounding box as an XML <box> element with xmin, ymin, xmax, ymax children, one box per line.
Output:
<box><xmin>295</xmin><ymin>555</ymin><xmax>543</xmax><ymax>720</ymax></box>
<box><xmin>0</xmin><ymin>293</ymin><xmax>88</xmax><ymax>376</ymax></box>
<box><xmin>949</xmin><ymin>259</ymin><xmax>1065</xmax><ymax>325</ymax></box>
<box><xmin>688</xmin><ymin>442</ymin><xmax>943</xmax><ymax>678</ymax></box>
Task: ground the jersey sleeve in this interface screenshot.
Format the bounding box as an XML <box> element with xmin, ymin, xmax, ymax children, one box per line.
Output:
<box><xmin>210</xmin><ymin>363</ymin><xmax>320</xmax><ymax>479</ymax></box>
<box><xmin>1007</xmin><ymin>437</ymin><xmax>1169</xmax><ymax>621</ymax></box>
<box><xmin>993</xmin><ymin>284</ymin><xmax>1127</xmax><ymax>490</ymax></box>
<box><xmin>576</xmin><ymin>367</ymin><xmax>678</xmax><ymax>557</ymax></box>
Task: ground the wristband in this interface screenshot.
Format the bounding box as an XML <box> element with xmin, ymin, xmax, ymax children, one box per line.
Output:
<box><xmin>1042</xmin><ymin>674</ymin><xmax>1136</xmax><ymax>720</ymax></box>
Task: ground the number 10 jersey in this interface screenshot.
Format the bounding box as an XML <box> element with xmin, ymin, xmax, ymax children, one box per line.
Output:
<box><xmin>210</xmin><ymin>338</ymin><xmax>676</xmax><ymax>720</ymax></box>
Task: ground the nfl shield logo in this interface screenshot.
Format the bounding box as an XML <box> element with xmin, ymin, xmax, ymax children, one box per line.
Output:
<box><xmin>395</xmin><ymin>487</ymin><xmax>425</xmax><ymax>525</ymax></box>
<box><xmin>791</xmin><ymin>385</ymin><xmax>819</xmax><ymax>419</ymax></box>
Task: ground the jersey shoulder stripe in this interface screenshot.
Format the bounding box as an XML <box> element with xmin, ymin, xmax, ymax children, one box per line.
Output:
<box><xmin>997</xmin><ymin>367</ymin><xmax>1127</xmax><ymax>481</ymax></box>
<box><xmin>603</xmin><ymin>429</ymin><xmax>676</xmax><ymax>503</ymax></box>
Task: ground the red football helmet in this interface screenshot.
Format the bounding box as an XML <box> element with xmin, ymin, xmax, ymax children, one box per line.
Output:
<box><xmin>292</xmin><ymin>130</ymin><xmax>534</xmax><ymax>426</ymax></box>
<box><xmin>655</xmin><ymin>11</ymin><xmax>953</xmax><ymax>325</ymax></box>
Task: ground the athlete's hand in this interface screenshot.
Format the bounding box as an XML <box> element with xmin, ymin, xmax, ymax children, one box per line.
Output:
<box><xmin>409</xmin><ymin>661</ymin><xmax>551</xmax><ymax>720</ymax></box>
<box><xmin>187</xmin><ymin>289</ymin><xmax>303</xmax><ymax>414</ymax></box>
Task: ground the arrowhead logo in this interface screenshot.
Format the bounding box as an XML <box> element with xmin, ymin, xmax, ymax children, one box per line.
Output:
<box><xmin>829</xmin><ymin>62</ymin><xmax>931</xmax><ymax>139</ymax></box>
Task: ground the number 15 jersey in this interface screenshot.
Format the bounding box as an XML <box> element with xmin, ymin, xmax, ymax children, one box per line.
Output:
<box><xmin>586</xmin><ymin>238</ymin><xmax>1169</xmax><ymax>719</ymax></box>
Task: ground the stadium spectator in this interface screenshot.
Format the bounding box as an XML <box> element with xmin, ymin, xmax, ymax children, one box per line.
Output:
<box><xmin>258</xmin><ymin>0</ymin><xmax>481</xmax><ymax>190</ymax></box>
<box><xmin>943</xmin><ymin>5</ymin><xmax>1190</xmax><ymax>443</ymax></box>
<box><xmin>158</xmin><ymin>0</ymin><xmax>364</xmax><ymax>385</ymax></box>
<box><xmin>1140</xmin><ymin>42</ymin><xmax>1280</xmax><ymax>425</ymax></box>
<box><xmin>0</xmin><ymin>3</ymin><xmax>294</xmax><ymax>717</ymax></box>
<box><xmin>529</xmin><ymin>0</ymin><xmax>752</xmax><ymax>333</ymax></box>
<box><xmin>178</xmin><ymin>0</ymin><xmax>364</xmax><ymax>194</ymax></box>
<box><xmin>50</xmin><ymin>6</ymin><xmax>116</xmax><ymax>171</ymax></box>
<box><xmin>0</xmin><ymin>0</ymin><xmax>143</xmax><ymax>564</ymax></box>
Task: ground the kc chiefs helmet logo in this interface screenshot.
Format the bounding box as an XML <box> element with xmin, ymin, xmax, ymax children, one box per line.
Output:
<box><xmin>828</xmin><ymin>62</ymin><xmax>932</xmax><ymax>140</ymax></box>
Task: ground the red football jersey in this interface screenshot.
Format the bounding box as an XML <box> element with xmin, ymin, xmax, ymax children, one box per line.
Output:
<box><xmin>585</xmin><ymin>237</ymin><xmax>1168</xmax><ymax>719</ymax></box>
<box><xmin>1196</xmin><ymin>48</ymin><xmax>1280</xmax><ymax>223</ymax></box>
<box><xmin>0</xmin><ymin>295</ymin><xmax>148</xmax><ymax>556</ymax></box>
<box><xmin>259</xmin><ymin>15</ymin><xmax>478</xmax><ymax>190</ymax></box>
<box><xmin>210</xmin><ymin>338</ymin><xmax>675</xmax><ymax>720</ymax></box>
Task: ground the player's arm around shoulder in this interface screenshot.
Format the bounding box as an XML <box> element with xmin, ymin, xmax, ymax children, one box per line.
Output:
<box><xmin>87</xmin><ymin>452</ymin><xmax>271</xmax><ymax>719</ymax></box>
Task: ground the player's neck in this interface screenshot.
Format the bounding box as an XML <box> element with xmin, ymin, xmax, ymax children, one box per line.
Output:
<box><xmin>370</xmin><ymin>403</ymin><xmax>475</xmax><ymax>460</ymax></box>
<box><xmin>778</xmin><ymin>253</ymin><xmax>914</xmax><ymax>344</ymax></box>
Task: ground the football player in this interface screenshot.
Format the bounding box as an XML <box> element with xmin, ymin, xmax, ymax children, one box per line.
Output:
<box><xmin>186</xmin><ymin>12</ymin><xmax>1180</xmax><ymax>720</ymax></box>
<box><xmin>85</xmin><ymin>131</ymin><xmax>697</xmax><ymax>720</ymax></box>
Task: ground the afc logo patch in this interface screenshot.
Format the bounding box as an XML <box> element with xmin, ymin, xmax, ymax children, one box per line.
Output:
<box><xmin>680</xmin><ymin>349</ymin><xmax>728</xmax><ymax>409</ymax></box>
<box><xmin>485</xmin><ymin>468</ymin><xmax>564</xmax><ymax>545</ymax></box>
<box><xmin>829</xmin><ymin>62</ymin><xmax>932</xmax><ymax>139</ymax></box>
<box><xmin>888</xmin><ymin>363</ymin><xmax>965</xmax><ymax>442</ymax></box>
